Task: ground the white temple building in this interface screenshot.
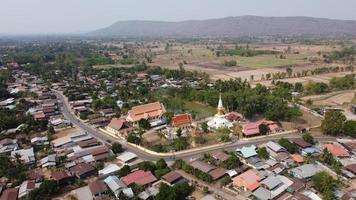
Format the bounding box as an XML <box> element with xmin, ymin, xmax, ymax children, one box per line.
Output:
<box><xmin>207</xmin><ymin>94</ymin><xmax>233</xmax><ymax>129</ymax></box>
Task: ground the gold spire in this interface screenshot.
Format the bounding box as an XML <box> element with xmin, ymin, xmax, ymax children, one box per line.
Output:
<box><xmin>216</xmin><ymin>93</ymin><xmax>225</xmax><ymax>116</ymax></box>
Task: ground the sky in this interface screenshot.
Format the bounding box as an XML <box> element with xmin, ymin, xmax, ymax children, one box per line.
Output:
<box><xmin>1</xmin><ymin>0</ymin><xmax>356</xmax><ymax>35</ymax></box>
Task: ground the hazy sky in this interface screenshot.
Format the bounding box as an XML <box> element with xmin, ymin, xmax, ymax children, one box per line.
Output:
<box><xmin>1</xmin><ymin>0</ymin><xmax>356</xmax><ymax>34</ymax></box>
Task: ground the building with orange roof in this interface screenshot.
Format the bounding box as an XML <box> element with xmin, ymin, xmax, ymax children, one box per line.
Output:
<box><xmin>232</xmin><ymin>169</ymin><xmax>263</xmax><ymax>192</ymax></box>
<box><xmin>126</xmin><ymin>102</ymin><xmax>166</xmax><ymax>125</ymax></box>
<box><xmin>324</xmin><ymin>143</ymin><xmax>350</xmax><ymax>157</ymax></box>
<box><xmin>290</xmin><ymin>154</ymin><xmax>304</xmax><ymax>163</ymax></box>
<box><xmin>171</xmin><ymin>114</ymin><xmax>192</xmax><ymax>130</ymax></box>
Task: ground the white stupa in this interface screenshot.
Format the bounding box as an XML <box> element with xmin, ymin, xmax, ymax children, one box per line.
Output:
<box><xmin>207</xmin><ymin>94</ymin><xmax>233</xmax><ymax>129</ymax></box>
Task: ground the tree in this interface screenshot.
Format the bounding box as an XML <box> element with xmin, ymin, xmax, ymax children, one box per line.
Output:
<box><xmin>220</xmin><ymin>176</ymin><xmax>232</xmax><ymax>186</ymax></box>
<box><xmin>302</xmin><ymin>133</ymin><xmax>314</xmax><ymax>144</ymax></box>
<box><xmin>321</xmin><ymin>111</ymin><xmax>346</xmax><ymax>136</ymax></box>
<box><xmin>156</xmin><ymin>183</ymin><xmax>177</xmax><ymax>200</ymax></box>
<box><xmin>28</xmin><ymin>180</ymin><xmax>59</xmax><ymax>200</ymax></box>
<box><xmin>126</xmin><ymin>133</ymin><xmax>141</xmax><ymax>144</ymax></box>
<box><xmin>343</xmin><ymin>120</ymin><xmax>356</xmax><ymax>138</ymax></box>
<box><xmin>203</xmin><ymin>186</ymin><xmax>209</xmax><ymax>194</ymax></box>
<box><xmin>176</xmin><ymin>128</ymin><xmax>182</xmax><ymax>137</ymax></box>
<box><xmin>156</xmin><ymin>158</ymin><xmax>168</xmax><ymax>169</ymax></box>
<box><xmin>138</xmin><ymin>118</ymin><xmax>151</xmax><ymax>130</ymax></box>
<box><xmin>258</xmin><ymin>123</ymin><xmax>269</xmax><ymax>135</ymax></box>
<box><xmin>257</xmin><ymin>147</ymin><xmax>269</xmax><ymax>159</ymax></box>
<box><xmin>311</xmin><ymin>171</ymin><xmax>338</xmax><ymax>200</ymax></box>
<box><xmin>138</xmin><ymin>161</ymin><xmax>157</xmax><ymax>172</ymax></box>
<box><xmin>278</xmin><ymin>138</ymin><xmax>297</xmax><ymax>153</ymax></box>
<box><xmin>286</xmin><ymin>67</ymin><xmax>293</xmax><ymax>78</ymax></box>
<box><xmin>220</xmin><ymin>154</ymin><xmax>242</xmax><ymax>169</ymax></box>
<box><xmin>220</xmin><ymin>132</ymin><xmax>230</xmax><ymax>142</ymax></box>
<box><xmin>117</xmin><ymin>165</ymin><xmax>131</xmax><ymax>177</ymax></box>
<box><xmin>201</xmin><ymin>122</ymin><xmax>209</xmax><ymax>133</ymax></box>
<box><xmin>111</xmin><ymin>142</ymin><xmax>123</xmax><ymax>154</ymax></box>
<box><xmin>47</xmin><ymin>126</ymin><xmax>55</xmax><ymax>141</ymax></box>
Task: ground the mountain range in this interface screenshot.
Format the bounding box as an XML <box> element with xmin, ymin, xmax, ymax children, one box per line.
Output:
<box><xmin>89</xmin><ymin>15</ymin><xmax>356</xmax><ymax>38</ymax></box>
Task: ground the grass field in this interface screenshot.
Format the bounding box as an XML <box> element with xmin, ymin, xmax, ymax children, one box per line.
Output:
<box><xmin>236</xmin><ymin>54</ymin><xmax>308</xmax><ymax>68</ymax></box>
<box><xmin>183</xmin><ymin>101</ymin><xmax>216</xmax><ymax>119</ymax></box>
<box><xmin>92</xmin><ymin>64</ymin><xmax>133</xmax><ymax>69</ymax></box>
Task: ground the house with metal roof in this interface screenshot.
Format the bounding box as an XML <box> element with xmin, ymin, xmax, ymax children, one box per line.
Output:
<box><xmin>289</xmin><ymin>164</ymin><xmax>323</xmax><ymax>180</ymax></box>
<box><xmin>236</xmin><ymin>145</ymin><xmax>257</xmax><ymax>158</ymax></box>
<box><xmin>104</xmin><ymin>176</ymin><xmax>127</xmax><ymax>197</ymax></box>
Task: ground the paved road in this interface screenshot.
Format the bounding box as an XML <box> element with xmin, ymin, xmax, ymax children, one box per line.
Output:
<box><xmin>54</xmin><ymin>90</ymin><xmax>336</xmax><ymax>161</ymax></box>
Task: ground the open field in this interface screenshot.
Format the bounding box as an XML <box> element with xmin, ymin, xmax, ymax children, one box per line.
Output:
<box><xmin>183</xmin><ymin>101</ymin><xmax>216</xmax><ymax>120</ymax></box>
<box><xmin>236</xmin><ymin>54</ymin><xmax>308</xmax><ymax>68</ymax></box>
<box><xmin>301</xmin><ymin>90</ymin><xmax>355</xmax><ymax>106</ymax></box>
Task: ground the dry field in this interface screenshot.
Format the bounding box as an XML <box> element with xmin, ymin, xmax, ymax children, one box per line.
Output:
<box><xmin>148</xmin><ymin>42</ymin><xmax>347</xmax><ymax>85</ymax></box>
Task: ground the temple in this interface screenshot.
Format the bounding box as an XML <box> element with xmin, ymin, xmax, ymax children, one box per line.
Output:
<box><xmin>207</xmin><ymin>94</ymin><xmax>233</xmax><ymax>129</ymax></box>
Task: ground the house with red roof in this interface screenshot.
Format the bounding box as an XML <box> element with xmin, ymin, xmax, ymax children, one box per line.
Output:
<box><xmin>0</xmin><ymin>188</ymin><xmax>18</xmax><ymax>200</ymax></box>
<box><xmin>242</xmin><ymin>120</ymin><xmax>280</xmax><ymax>137</ymax></box>
<box><xmin>324</xmin><ymin>143</ymin><xmax>350</xmax><ymax>157</ymax></box>
<box><xmin>232</xmin><ymin>169</ymin><xmax>263</xmax><ymax>192</ymax></box>
<box><xmin>121</xmin><ymin>170</ymin><xmax>157</xmax><ymax>186</ymax></box>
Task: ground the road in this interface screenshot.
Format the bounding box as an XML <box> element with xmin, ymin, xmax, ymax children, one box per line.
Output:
<box><xmin>54</xmin><ymin>90</ymin><xmax>336</xmax><ymax>161</ymax></box>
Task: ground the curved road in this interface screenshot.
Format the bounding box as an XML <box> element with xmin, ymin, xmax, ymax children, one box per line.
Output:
<box><xmin>54</xmin><ymin>90</ymin><xmax>336</xmax><ymax>161</ymax></box>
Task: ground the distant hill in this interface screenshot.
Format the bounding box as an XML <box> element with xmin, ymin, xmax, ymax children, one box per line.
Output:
<box><xmin>89</xmin><ymin>16</ymin><xmax>356</xmax><ymax>38</ymax></box>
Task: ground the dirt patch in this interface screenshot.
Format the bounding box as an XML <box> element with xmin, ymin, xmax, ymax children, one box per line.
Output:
<box><xmin>53</xmin><ymin>127</ymin><xmax>81</xmax><ymax>139</ymax></box>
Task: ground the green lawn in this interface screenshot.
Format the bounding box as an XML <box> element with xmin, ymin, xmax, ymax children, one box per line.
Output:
<box><xmin>183</xmin><ymin>101</ymin><xmax>216</xmax><ymax>119</ymax></box>
<box><xmin>235</xmin><ymin>54</ymin><xmax>308</xmax><ymax>68</ymax></box>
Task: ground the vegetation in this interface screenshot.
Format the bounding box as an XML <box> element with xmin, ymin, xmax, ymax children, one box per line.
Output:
<box><xmin>219</xmin><ymin>153</ymin><xmax>242</xmax><ymax>169</ymax></box>
<box><xmin>302</xmin><ymin>133</ymin><xmax>314</xmax><ymax>144</ymax></box>
<box><xmin>155</xmin><ymin>182</ymin><xmax>193</xmax><ymax>200</ymax></box>
<box><xmin>320</xmin><ymin>148</ymin><xmax>342</xmax><ymax>174</ymax></box>
<box><xmin>116</xmin><ymin>165</ymin><xmax>131</xmax><ymax>177</ymax></box>
<box><xmin>321</xmin><ymin>111</ymin><xmax>346</xmax><ymax>136</ymax></box>
<box><xmin>258</xmin><ymin>123</ymin><xmax>269</xmax><ymax>135</ymax></box>
<box><xmin>257</xmin><ymin>147</ymin><xmax>269</xmax><ymax>159</ymax></box>
<box><xmin>278</xmin><ymin>138</ymin><xmax>297</xmax><ymax>153</ymax></box>
<box><xmin>312</xmin><ymin>171</ymin><xmax>339</xmax><ymax>200</ymax></box>
<box><xmin>111</xmin><ymin>142</ymin><xmax>123</xmax><ymax>154</ymax></box>
<box><xmin>28</xmin><ymin>180</ymin><xmax>59</xmax><ymax>200</ymax></box>
<box><xmin>175</xmin><ymin>160</ymin><xmax>213</xmax><ymax>183</ymax></box>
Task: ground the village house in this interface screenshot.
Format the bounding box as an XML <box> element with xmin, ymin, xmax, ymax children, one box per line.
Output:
<box><xmin>105</xmin><ymin>117</ymin><xmax>131</xmax><ymax>137</ymax></box>
<box><xmin>289</xmin><ymin>164</ymin><xmax>323</xmax><ymax>180</ymax></box>
<box><xmin>236</xmin><ymin>145</ymin><xmax>258</xmax><ymax>158</ymax></box>
<box><xmin>252</xmin><ymin>175</ymin><xmax>293</xmax><ymax>200</ymax></box>
<box><xmin>51</xmin><ymin>170</ymin><xmax>75</xmax><ymax>185</ymax></box>
<box><xmin>121</xmin><ymin>170</ymin><xmax>157</xmax><ymax>186</ymax></box>
<box><xmin>324</xmin><ymin>143</ymin><xmax>350</xmax><ymax>158</ymax></box>
<box><xmin>18</xmin><ymin>180</ymin><xmax>39</xmax><ymax>199</ymax></box>
<box><xmin>89</xmin><ymin>180</ymin><xmax>108</xmax><ymax>198</ymax></box>
<box><xmin>11</xmin><ymin>147</ymin><xmax>35</xmax><ymax>165</ymax></box>
<box><xmin>69</xmin><ymin>163</ymin><xmax>97</xmax><ymax>179</ymax></box>
<box><xmin>126</xmin><ymin>102</ymin><xmax>166</xmax><ymax>126</ymax></box>
<box><xmin>0</xmin><ymin>138</ymin><xmax>18</xmax><ymax>154</ymax></box>
<box><xmin>104</xmin><ymin>175</ymin><xmax>127</xmax><ymax>197</ymax></box>
<box><xmin>38</xmin><ymin>154</ymin><xmax>57</xmax><ymax>168</ymax></box>
<box><xmin>99</xmin><ymin>164</ymin><xmax>121</xmax><ymax>177</ymax></box>
<box><xmin>0</xmin><ymin>188</ymin><xmax>18</xmax><ymax>200</ymax></box>
<box><xmin>190</xmin><ymin>160</ymin><xmax>217</xmax><ymax>173</ymax></box>
<box><xmin>161</xmin><ymin>171</ymin><xmax>185</xmax><ymax>186</ymax></box>
<box><xmin>232</xmin><ymin>169</ymin><xmax>263</xmax><ymax>192</ymax></box>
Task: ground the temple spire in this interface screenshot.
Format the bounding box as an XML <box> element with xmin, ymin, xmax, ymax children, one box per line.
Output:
<box><xmin>216</xmin><ymin>93</ymin><xmax>225</xmax><ymax>116</ymax></box>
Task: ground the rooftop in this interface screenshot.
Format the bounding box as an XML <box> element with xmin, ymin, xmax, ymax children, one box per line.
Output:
<box><xmin>121</xmin><ymin>170</ymin><xmax>157</xmax><ymax>186</ymax></box>
<box><xmin>324</xmin><ymin>143</ymin><xmax>350</xmax><ymax>157</ymax></box>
